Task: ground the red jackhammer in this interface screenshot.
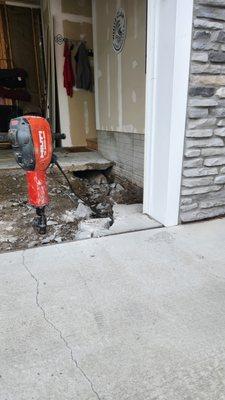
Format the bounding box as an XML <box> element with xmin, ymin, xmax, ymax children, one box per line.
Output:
<box><xmin>8</xmin><ymin>115</ymin><xmax>74</xmax><ymax>234</ymax></box>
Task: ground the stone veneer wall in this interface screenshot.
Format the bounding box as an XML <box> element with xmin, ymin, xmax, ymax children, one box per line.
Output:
<box><xmin>180</xmin><ymin>0</ymin><xmax>225</xmax><ymax>223</ymax></box>
<box><xmin>97</xmin><ymin>131</ymin><xmax>144</xmax><ymax>188</ymax></box>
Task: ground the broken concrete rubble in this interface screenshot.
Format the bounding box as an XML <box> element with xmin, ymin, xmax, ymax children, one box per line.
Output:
<box><xmin>61</xmin><ymin>202</ymin><xmax>93</xmax><ymax>223</ymax></box>
<box><xmin>87</xmin><ymin>171</ymin><xmax>108</xmax><ymax>185</ymax></box>
<box><xmin>0</xmin><ymin>168</ymin><xmax>144</xmax><ymax>252</ymax></box>
<box><xmin>76</xmin><ymin>217</ymin><xmax>111</xmax><ymax>239</ymax></box>
<box><xmin>74</xmin><ymin>204</ymin><xmax>162</xmax><ymax>239</ymax></box>
<box><xmin>41</xmin><ymin>234</ymin><xmax>56</xmax><ymax>245</ymax></box>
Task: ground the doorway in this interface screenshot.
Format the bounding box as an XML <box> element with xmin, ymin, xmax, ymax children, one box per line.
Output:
<box><xmin>0</xmin><ymin>0</ymin><xmax>163</xmax><ymax>253</ymax></box>
<box><xmin>0</xmin><ymin>2</ymin><xmax>46</xmax><ymax>147</ymax></box>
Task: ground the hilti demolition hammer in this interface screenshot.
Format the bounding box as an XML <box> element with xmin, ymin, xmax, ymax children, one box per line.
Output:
<box><xmin>8</xmin><ymin>115</ymin><xmax>73</xmax><ymax>235</ymax></box>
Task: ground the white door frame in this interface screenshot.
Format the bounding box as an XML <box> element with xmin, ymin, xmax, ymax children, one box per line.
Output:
<box><xmin>143</xmin><ymin>0</ymin><xmax>193</xmax><ymax>227</ymax></box>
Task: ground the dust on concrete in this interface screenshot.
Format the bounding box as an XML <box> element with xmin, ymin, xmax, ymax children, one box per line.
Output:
<box><xmin>0</xmin><ymin>168</ymin><xmax>143</xmax><ymax>253</ymax></box>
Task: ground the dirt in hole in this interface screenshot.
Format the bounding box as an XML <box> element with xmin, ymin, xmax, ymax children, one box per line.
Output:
<box><xmin>0</xmin><ymin>168</ymin><xmax>143</xmax><ymax>253</ymax></box>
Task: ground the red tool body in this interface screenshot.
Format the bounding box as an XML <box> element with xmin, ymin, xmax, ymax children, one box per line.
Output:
<box><xmin>25</xmin><ymin>116</ymin><xmax>53</xmax><ymax>208</ymax></box>
<box><xmin>9</xmin><ymin>116</ymin><xmax>58</xmax><ymax>234</ymax></box>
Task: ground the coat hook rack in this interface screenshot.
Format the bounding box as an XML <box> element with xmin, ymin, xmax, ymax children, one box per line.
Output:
<box><xmin>54</xmin><ymin>34</ymin><xmax>93</xmax><ymax>57</ymax></box>
<box><xmin>54</xmin><ymin>34</ymin><xmax>87</xmax><ymax>46</ymax></box>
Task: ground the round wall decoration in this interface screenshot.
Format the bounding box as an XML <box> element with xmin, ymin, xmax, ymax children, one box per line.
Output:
<box><xmin>112</xmin><ymin>8</ymin><xmax>126</xmax><ymax>54</ymax></box>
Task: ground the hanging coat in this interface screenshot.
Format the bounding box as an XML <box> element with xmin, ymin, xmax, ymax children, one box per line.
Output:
<box><xmin>75</xmin><ymin>42</ymin><xmax>92</xmax><ymax>91</ymax></box>
<box><xmin>63</xmin><ymin>41</ymin><xmax>75</xmax><ymax>97</ymax></box>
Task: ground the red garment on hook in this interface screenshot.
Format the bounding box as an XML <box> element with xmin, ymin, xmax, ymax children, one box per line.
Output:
<box><xmin>63</xmin><ymin>41</ymin><xmax>75</xmax><ymax>97</ymax></box>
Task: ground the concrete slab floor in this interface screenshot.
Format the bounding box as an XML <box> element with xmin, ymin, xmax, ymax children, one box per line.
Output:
<box><xmin>109</xmin><ymin>204</ymin><xmax>162</xmax><ymax>234</ymax></box>
<box><xmin>1</xmin><ymin>218</ymin><xmax>225</xmax><ymax>399</ymax></box>
<box><xmin>0</xmin><ymin>149</ymin><xmax>113</xmax><ymax>171</ymax></box>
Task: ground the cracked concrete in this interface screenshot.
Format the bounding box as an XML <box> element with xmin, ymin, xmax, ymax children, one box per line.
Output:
<box><xmin>1</xmin><ymin>219</ymin><xmax>225</xmax><ymax>399</ymax></box>
<box><xmin>22</xmin><ymin>251</ymin><xmax>101</xmax><ymax>400</ymax></box>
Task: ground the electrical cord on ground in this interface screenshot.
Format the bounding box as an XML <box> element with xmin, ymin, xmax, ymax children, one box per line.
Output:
<box><xmin>51</xmin><ymin>155</ymin><xmax>78</xmax><ymax>202</ymax></box>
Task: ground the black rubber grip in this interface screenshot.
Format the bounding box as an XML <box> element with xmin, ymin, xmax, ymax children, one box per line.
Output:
<box><xmin>53</xmin><ymin>133</ymin><xmax>66</xmax><ymax>140</ymax></box>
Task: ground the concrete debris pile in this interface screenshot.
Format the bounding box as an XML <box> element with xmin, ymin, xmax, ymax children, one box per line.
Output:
<box><xmin>61</xmin><ymin>202</ymin><xmax>93</xmax><ymax>223</ymax></box>
<box><xmin>0</xmin><ymin>169</ymin><xmax>143</xmax><ymax>252</ymax></box>
<box><xmin>75</xmin><ymin>217</ymin><xmax>112</xmax><ymax>240</ymax></box>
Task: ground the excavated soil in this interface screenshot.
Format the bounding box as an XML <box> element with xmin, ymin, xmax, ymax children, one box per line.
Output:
<box><xmin>0</xmin><ymin>167</ymin><xmax>143</xmax><ymax>253</ymax></box>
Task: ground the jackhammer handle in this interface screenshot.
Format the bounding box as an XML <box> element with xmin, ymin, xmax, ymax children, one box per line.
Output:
<box><xmin>53</xmin><ymin>133</ymin><xmax>66</xmax><ymax>140</ymax></box>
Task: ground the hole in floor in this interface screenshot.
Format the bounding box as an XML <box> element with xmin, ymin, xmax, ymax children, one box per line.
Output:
<box><xmin>0</xmin><ymin>168</ymin><xmax>145</xmax><ymax>252</ymax></box>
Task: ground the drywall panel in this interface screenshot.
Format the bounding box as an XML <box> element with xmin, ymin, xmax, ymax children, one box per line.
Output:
<box><xmin>68</xmin><ymin>91</ymin><xmax>96</xmax><ymax>146</ymax></box>
<box><xmin>63</xmin><ymin>19</ymin><xmax>93</xmax><ymax>49</ymax></box>
<box><xmin>93</xmin><ymin>0</ymin><xmax>146</xmax><ymax>134</ymax></box>
<box><xmin>121</xmin><ymin>0</ymin><xmax>146</xmax><ymax>134</ymax></box>
<box><xmin>94</xmin><ymin>1</ymin><xmax>118</xmax><ymax>132</ymax></box>
<box><xmin>62</xmin><ymin>0</ymin><xmax>92</xmax><ymax>17</ymax></box>
<box><xmin>63</xmin><ymin>19</ymin><xmax>96</xmax><ymax>146</ymax></box>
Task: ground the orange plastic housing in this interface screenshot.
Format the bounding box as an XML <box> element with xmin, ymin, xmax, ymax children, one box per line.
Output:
<box><xmin>25</xmin><ymin>116</ymin><xmax>53</xmax><ymax>171</ymax></box>
<box><xmin>26</xmin><ymin>170</ymin><xmax>49</xmax><ymax>207</ymax></box>
<box><xmin>25</xmin><ymin>116</ymin><xmax>53</xmax><ymax>207</ymax></box>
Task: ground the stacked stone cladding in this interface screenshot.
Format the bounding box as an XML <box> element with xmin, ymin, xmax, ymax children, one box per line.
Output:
<box><xmin>180</xmin><ymin>0</ymin><xmax>225</xmax><ymax>222</ymax></box>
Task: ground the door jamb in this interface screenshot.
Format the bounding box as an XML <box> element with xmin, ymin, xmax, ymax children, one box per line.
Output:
<box><xmin>143</xmin><ymin>0</ymin><xmax>194</xmax><ymax>227</ymax></box>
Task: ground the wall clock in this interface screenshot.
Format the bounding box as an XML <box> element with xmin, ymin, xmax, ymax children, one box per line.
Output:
<box><xmin>112</xmin><ymin>8</ymin><xmax>126</xmax><ymax>54</ymax></box>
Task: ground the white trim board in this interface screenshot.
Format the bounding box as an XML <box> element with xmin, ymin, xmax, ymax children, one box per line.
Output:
<box><xmin>52</xmin><ymin>0</ymin><xmax>72</xmax><ymax>147</ymax></box>
<box><xmin>92</xmin><ymin>0</ymin><xmax>100</xmax><ymax>129</ymax></box>
<box><xmin>143</xmin><ymin>0</ymin><xmax>193</xmax><ymax>227</ymax></box>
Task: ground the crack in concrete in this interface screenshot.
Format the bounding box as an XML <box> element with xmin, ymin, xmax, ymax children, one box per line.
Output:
<box><xmin>22</xmin><ymin>251</ymin><xmax>101</xmax><ymax>400</ymax></box>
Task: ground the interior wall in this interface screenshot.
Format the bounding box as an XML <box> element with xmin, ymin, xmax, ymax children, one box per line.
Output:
<box><xmin>61</xmin><ymin>0</ymin><xmax>91</xmax><ymax>17</ymax></box>
<box><xmin>93</xmin><ymin>0</ymin><xmax>146</xmax><ymax>134</ymax></box>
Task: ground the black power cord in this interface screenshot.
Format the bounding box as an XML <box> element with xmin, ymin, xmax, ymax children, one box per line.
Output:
<box><xmin>51</xmin><ymin>154</ymin><xmax>78</xmax><ymax>200</ymax></box>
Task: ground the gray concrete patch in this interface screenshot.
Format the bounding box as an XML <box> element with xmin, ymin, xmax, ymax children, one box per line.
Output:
<box><xmin>57</xmin><ymin>151</ymin><xmax>114</xmax><ymax>172</ymax></box>
<box><xmin>109</xmin><ymin>203</ymin><xmax>162</xmax><ymax>233</ymax></box>
<box><xmin>1</xmin><ymin>219</ymin><xmax>225</xmax><ymax>399</ymax></box>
